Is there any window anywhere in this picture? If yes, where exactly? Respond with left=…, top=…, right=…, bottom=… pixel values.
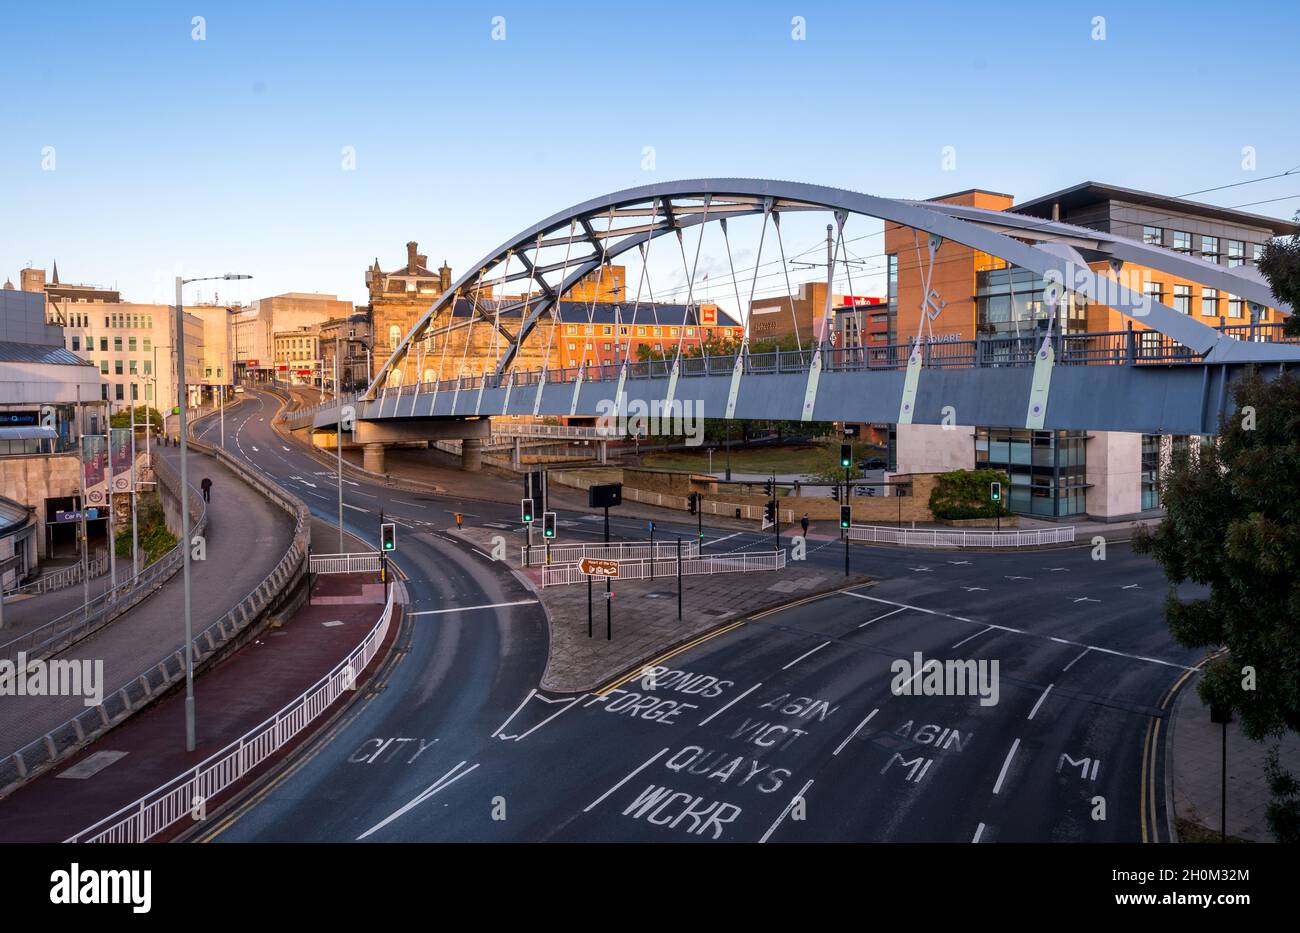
left=584, top=325, right=594, bottom=336
left=1227, top=240, right=1245, bottom=267
left=130, top=360, right=138, bottom=375
left=1201, top=288, right=1218, bottom=317
left=636, top=326, right=646, bottom=336
left=143, top=338, right=151, bottom=352
left=100, top=337, right=108, bottom=351
left=1173, top=284, right=1192, bottom=315
left=686, top=328, right=695, bottom=337
left=670, top=327, right=679, bottom=337
left=1201, top=235, right=1220, bottom=262
left=1170, top=231, right=1192, bottom=253
left=113, top=337, right=123, bottom=351
left=1227, top=295, right=1244, bottom=318
left=1142, top=226, right=1163, bottom=245
left=100, top=361, right=109, bottom=374
left=128, top=337, right=137, bottom=352
left=101, top=384, right=108, bottom=401
left=388, top=324, right=401, bottom=347
left=144, top=360, right=151, bottom=375
left=114, top=360, right=123, bottom=375
left=1253, top=243, right=1265, bottom=265
left=71, top=336, right=80, bottom=351
left=1144, top=281, right=1164, bottom=306
left=145, top=384, right=152, bottom=401
left=114, top=384, right=124, bottom=401
left=602, top=326, right=612, bottom=335
left=567, top=342, right=575, bottom=351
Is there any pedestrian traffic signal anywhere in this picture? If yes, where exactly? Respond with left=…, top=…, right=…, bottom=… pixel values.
left=840, top=505, right=851, bottom=529
left=543, top=511, right=557, bottom=538
left=840, top=443, right=852, bottom=469
left=687, top=492, right=699, bottom=515
left=764, top=500, right=776, bottom=523
left=990, top=481, right=1002, bottom=503
left=521, top=497, right=534, bottom=523
left=380, top=522, right=396, bottom=552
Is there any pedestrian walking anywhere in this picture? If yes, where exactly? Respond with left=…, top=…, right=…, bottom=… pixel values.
left=800, top=513, right=810, bottom=536
left=201, top=477, right=212, bottom=502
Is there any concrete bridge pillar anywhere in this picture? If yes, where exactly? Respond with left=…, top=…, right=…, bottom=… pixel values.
left=512, top=436, right=522, bottom=469
left=598, top=440, right=607, bottom=464
left=462, top=437, right=483, bottom=472
left=363, top=443, right=386, bottom=474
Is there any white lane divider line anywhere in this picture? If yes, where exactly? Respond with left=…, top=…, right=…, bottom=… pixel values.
left=858, top=607, right=905, bottom=629
left=584, top=747, right=670, bottom=813
left=1027, top=683, right=1055, bottom=721
left=703, top=532, right=742, bottom=547
left=1062, top=647, right=1092, bottom=671
left=698, top=682, right=762, bottom=726
left=759, top=779, right=815, bottom=843
left=409, top=599, right=538, bottom=618
left=950, top=625, right=995, bottom=650
left=992, top=738, right=1020, bottom=795
left=833, top=708, right=878, bottom=756
left=782, top=640, right=831, bottom=671
left=972, top=822, right=986, bottom=843
left=342, top=503, right=368, bottom=512
left=356, top=761, right=479, bottom=840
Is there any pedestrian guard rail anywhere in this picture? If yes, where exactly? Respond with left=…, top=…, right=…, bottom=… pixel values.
left=541, top=548, right=785, bottom=586
left=310, top=552, right=382, bottom=574
left=847, top=524, right=1076, bottom=548
left=521, top=539, right=699, bottom=567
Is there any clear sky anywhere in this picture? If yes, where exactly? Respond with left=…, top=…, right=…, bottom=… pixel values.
left=3, top=0, right=1297, bottom=310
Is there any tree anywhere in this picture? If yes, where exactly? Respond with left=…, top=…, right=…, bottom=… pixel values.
left=1257, top=212, right=1300, bottom=338
left=1132, top=371, right=1300, bottom=840
left=110, top=406, right=163, bottom=432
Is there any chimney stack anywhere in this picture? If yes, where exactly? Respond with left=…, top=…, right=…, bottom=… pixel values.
left=406, top=241, right=419, bottom=273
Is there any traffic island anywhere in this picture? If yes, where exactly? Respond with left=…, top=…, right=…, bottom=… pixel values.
left=448, top=525, right=870, bottom=694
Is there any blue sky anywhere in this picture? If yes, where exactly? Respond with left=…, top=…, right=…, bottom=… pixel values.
left=3, top=0, right=1297, bottom=308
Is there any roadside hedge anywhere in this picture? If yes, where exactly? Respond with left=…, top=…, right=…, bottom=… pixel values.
left=928, top=468, right=1012, bottom=520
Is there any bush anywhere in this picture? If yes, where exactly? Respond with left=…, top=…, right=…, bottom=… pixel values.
left=928, top=468, right=1011, bottom=520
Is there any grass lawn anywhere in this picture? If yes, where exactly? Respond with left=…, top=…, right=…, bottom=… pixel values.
left=643, top=443, right=845, bottom=475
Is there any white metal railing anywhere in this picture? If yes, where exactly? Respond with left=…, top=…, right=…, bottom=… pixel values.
left=4, top=551, right=109, bottom=597
left=847, top=524, right=1076, bottom=548
left=521, top=539, right=700, bottom=567
left=310, top=551, right=382, bottom=574
left=548, top=470, right=799, bottom=523
left=541, top=548, right=785, bottom=586
left=67, top=588, right=395, bottom=843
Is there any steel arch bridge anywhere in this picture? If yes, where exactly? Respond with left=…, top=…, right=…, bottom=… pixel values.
left=290, top=179, right=1299, bottom=437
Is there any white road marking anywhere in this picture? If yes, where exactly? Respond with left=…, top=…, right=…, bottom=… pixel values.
left=342, top=503, right=368, bottom=512
left=858, top=607, right=905, bottom=629
left=950, top=625, right=995, bottom=650
left=698, top=682, right=762, bottom=726
left=356, top=761, right=479, bottom=840
left=961, top=586, right=988, bottom=592
left=1062, top=647, right=1092, bottom=671
left=1121, top=584, right=1141, bottom=590
left=833, top=709, right=878, bottom=756
left=972, top=822, right=986, bottom=843
left=759, top=779, right=815, bottom=843
left=393, top=499, right=427, bottom=508
left=782, top=640, right=831, bottom=670
left=703, top=532, right=742, bottom=547
left=584, top=747, right=670, bottom=813
left=409, top=599, right=538, bottom=617
left=992, top=738, right=1020, bottom=795
left=1027, top=684, right=1054, bottom=721
left=1072, top=596, right=1100, bottom=604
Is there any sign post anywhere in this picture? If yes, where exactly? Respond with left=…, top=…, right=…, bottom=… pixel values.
left=578, top=558, right=619, bottom=641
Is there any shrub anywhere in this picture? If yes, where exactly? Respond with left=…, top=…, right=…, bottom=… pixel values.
left=928, top=468, right=1011, bottom=520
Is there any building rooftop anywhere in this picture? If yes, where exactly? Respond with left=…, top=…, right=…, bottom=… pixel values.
left=1014, top=181, right=1299, bottom=236
left=0, top=341, right=97, bottom=366
left=444, top=298, right=741, bottom=329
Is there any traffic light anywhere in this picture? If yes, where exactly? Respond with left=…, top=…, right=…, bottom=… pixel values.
left=542, top=511, right=557, bottom=538
left=687, top=492, right=698, bottom=515
left=840, top=443, right=852, bottom=469
left=990, top=481, right=1002, bottom=503
left=840, top=505, right=851, bottom=529
left=764, top=478, right=775, bottom=497
left=521, top=497, right=534, bottom=523
left=764, top=499, right=776, bottom=523
left=380, top=522, right=396, bottom=552
left=831, top=484, right=840, bottom=502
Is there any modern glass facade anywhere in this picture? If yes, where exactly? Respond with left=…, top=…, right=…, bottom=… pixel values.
left=974, top=267, right=1088, bottom=338
left=974, top=428, right=1088, bottom=517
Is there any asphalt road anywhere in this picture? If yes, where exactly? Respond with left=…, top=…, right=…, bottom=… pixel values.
left=191, top=388, right=1203, bottom=843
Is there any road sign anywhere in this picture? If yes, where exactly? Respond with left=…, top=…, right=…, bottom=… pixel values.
left=579, top=557, right=619, bottom=578
left=589, top=483, right=622, bottom=509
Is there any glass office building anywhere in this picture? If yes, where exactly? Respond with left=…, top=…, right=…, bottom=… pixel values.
left=974, top=266, right=1088, bottom=337
left=974, top=428, right=1089, bottom=517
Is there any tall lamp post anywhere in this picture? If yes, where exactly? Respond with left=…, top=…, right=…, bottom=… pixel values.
left=176, top=273, right=252, bottom=752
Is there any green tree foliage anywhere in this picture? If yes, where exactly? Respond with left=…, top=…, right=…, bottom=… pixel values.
left=1132, top=371, right=1300, bottom=841
left=1257, top=213, right=1300, bottom=338
left=110, top=405, right=164, bottom=432
left=927, top=468, right=1011, bottom=520
left=113, top=493, right=177, bottom=565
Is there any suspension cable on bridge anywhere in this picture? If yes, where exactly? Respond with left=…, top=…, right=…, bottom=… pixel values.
left=772, top=211, right=804, bottom=354
left=671, top=195, right=712, bottom=365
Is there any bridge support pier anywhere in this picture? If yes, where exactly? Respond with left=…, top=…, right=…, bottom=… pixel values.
left=598, top=440, right=607, bottom=465
left=512, top=436, right=521, bottom=469
left=362, top=443, right=386, bottom=474
left=462, top=437, right=483, bottom=472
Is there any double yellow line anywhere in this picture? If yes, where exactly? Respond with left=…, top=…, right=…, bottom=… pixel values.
left=1139, top=663, right=1199, bottom=843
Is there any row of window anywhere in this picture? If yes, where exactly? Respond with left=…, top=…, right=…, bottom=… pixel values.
left=563, top=323, right=742, bottom=339
left=1141, top=226, right=1264, bottom=267
left=101, top=382, right=152, bottom=402
left=94, top=359, right=153, bottom=376
left=69, top=335, right=153, bottom=353
left=1142, top=283, right=1254, bottom=318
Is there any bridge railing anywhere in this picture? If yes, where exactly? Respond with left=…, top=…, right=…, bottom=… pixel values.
left=848, top=523, right=1076, bottom=548
left=540, top=548, right=786, bottom=586
left=520, top=539, right=700, bottom=567
left=65, top=587, right=395, bottom=843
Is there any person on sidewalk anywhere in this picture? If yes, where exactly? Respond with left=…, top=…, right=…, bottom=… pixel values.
left=801, top=513, right=810, bottom=536
left=201, top=477, right=212, bottom=502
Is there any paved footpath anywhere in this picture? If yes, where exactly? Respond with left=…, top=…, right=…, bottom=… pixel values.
left=0, top=444, right=292, bottom=761
left=0, top=566, right=389, bottom=842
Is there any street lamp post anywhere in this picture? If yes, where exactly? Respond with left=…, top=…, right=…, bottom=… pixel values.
left=176, top=272, right=252, bottom=753
left=130, top=385, right=139, bottom=575
left=336, top=333, right=344, bottom=553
